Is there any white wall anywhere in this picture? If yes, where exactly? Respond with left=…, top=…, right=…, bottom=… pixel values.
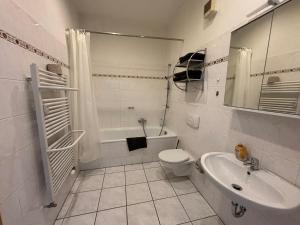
left=10, top=0, right=79, bottom=44
left=166, top=0, right=300, bottom=225
left=0, top=0, right=78, bottom=225
left=79, top=14, right=168, bottom=37
left=264, top=0, right=300, bottom=81
left=81, top=17, right=183, bottom=129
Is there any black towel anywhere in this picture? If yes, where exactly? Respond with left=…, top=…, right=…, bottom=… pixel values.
left=126, top=137, right=147, bottom=151
left=179, top=52, right=205, bottom=64
left=173, top=70, right=202, bottom=82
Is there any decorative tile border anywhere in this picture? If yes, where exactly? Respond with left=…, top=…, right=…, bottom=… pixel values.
left=0, top=29, right=69, bottom=68
left=226, top=77, right=235, bottom=80
left=251, top=67, right=300, bottom=77
left=227, top=66, right=300, bottom=80
left=204, top=56, right=229, bottom=67
left=93, top=73, right=166, bottom=80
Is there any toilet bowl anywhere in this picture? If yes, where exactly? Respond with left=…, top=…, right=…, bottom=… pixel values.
left=159, top=149, right=194, bottom=176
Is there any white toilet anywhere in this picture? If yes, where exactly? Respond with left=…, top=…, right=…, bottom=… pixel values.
left=159, top=149, right=194, bottom=176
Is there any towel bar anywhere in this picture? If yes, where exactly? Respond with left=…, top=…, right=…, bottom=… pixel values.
left=29, top=63, right=85, bottom=207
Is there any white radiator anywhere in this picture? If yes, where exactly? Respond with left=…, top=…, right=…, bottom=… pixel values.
left=259, top=81, right=300, bottom=114
left=29, top=64, right=85, bottom=207
left=261, top=81, right=300, bottom=94
left=259, top=97, right=298, bottom=114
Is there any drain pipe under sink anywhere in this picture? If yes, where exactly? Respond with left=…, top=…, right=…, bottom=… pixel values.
left=231, top=201, right=246, bottom=217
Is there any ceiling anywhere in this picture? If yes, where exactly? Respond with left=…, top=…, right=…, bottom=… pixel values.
left=71, top=0, right=186, bottom=27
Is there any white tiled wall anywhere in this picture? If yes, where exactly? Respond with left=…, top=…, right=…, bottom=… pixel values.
left=89, top=32, right=180, bottom=129
left=93, top=77, right=167, bottom=128
left=168, top=32, right=300, bottom=225
left=0, top=0, right=78, bottom=225
left=166, top=1, right=300, bottom=225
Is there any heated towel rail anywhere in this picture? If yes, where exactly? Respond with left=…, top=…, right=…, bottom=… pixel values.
left=259, top=81, right=300, bottom=114
left=29, top=64, right=85, bottom=207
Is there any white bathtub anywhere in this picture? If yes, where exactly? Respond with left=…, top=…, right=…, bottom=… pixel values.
left=100, top=127, right=176, bottom=143
left=82, top=127, right=177, bottom=169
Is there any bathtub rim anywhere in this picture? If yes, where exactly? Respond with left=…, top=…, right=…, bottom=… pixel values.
left=100, top=127, right=177, bottom=144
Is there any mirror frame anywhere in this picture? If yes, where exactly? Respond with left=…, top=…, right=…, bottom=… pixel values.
left=224, top=0, right=300, bottom=119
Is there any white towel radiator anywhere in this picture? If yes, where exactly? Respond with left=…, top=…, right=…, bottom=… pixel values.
left=259, top=81, right=300, bottom=114
left=29, top=64, right=85, bottom=207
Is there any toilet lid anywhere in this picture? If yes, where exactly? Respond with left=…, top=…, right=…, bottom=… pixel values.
left=159, top=149, right=190, bottom=164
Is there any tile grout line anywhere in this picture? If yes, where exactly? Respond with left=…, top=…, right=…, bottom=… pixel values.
left=167, top=175, right=193, bottom=223
left=176, top=215, right=223, bottom=225
left=191, top=215, right=221, bottom=223
left=58, top=191, right=205, bottom=221
left=93, top=172, right=105, bottom=225
left=55, top=175, right=80, bottom=223
left=188, top=175, right=219, bottom=219
left=57, top=163, right=220, bottom=225
left=60, top=172, right=94, bottom=221
left=161, top=166, right=216, bottom=224
left=124, top=167, right=129, bottom=225
left=164, top=167, right=222, bottom=224
left=144, top=167, right=162, bottom=225
left=59, top=173, right=104, bottom=221
left=57, top=164, right=155, bottom=223
left=96, top=173, right=105, bottom=212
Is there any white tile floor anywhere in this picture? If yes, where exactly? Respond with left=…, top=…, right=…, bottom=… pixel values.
left=55, top=162, right=224, bottom=225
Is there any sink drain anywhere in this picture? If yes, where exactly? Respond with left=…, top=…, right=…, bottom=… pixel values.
left=232, top=184, right=242, bottom=191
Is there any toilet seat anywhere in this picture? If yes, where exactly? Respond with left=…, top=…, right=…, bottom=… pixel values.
left=159, top=149, right=190, bottom=164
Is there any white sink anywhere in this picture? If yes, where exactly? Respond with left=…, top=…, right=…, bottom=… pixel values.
left=201, top=152, right=300, bottom=213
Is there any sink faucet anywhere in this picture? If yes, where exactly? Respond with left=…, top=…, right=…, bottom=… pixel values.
left=243, top=157, right=259, bottom=171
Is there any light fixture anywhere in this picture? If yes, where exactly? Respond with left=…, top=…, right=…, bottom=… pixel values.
left=247, top=0, right=281, bottom=17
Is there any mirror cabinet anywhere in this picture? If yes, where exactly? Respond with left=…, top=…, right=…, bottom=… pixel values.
left=224, top=0, right=300, bottom=116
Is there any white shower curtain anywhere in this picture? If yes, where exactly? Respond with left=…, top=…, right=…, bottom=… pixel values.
left=66, top=29, right=100, bottom=163
left=232, top=48, right=252, bottom=107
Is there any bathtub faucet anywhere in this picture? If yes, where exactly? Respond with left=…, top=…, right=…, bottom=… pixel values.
left=138, top=118, right=147, bottom=125
left=138, top=118, right=147, bottom=137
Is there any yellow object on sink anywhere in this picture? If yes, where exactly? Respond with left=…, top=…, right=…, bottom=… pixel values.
left=235, top=144, right=248, bottom=162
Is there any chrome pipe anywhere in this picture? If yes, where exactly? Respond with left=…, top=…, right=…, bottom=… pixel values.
left=85, top=30, right=184, bottom=42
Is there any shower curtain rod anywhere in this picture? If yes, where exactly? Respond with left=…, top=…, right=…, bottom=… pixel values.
left=230, top=46, right=252, bottom=50
left=84, top=29, right=184, bottom=42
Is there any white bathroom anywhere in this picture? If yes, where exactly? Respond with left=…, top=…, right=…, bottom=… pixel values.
left=0, top=0, right=300, bottom=225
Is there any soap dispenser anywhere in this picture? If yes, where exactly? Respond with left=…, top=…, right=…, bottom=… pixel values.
left=234, top=144, right=248, bottom=162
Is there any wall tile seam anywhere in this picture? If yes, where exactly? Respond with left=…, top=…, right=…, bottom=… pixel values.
left=261, top=148, right=300, bottom=163
left=260, top=167, right=299, bottom=186
left=0, top=77, right=30, bottom=82
left=0, top=186, right=23, bottom=209
left=0, top=29, right=69, bottom=68
left=260, top=146, right=300, bottom=163
left=0, top=138, right=37, bottom=157
left=0, top=110, right=36, bottom=122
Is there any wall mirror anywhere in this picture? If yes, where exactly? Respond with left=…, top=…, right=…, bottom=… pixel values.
left=224, top=0, right=300, bottom=116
